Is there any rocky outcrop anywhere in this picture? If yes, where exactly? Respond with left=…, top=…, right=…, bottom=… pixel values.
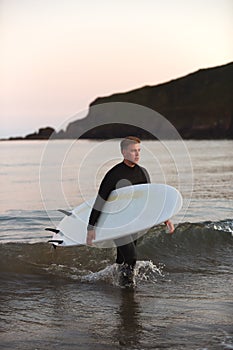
left=8, top=127, right=55, bottom=141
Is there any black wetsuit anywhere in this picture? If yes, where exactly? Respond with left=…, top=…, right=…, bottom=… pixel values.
left=88, top=161, right=150, bottom=268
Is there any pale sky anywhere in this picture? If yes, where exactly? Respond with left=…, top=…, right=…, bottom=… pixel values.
left=1, top=0, right=232, bottom=138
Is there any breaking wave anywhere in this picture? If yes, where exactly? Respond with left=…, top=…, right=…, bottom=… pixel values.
left=0, top=220, right=232, bottom=284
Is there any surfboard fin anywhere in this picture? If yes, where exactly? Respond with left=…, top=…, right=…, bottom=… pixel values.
left=45, top=228, right=60, bottom=234
left=48, top=239, right=63, bottom=244
left=58, top=209, right=72, bottom=216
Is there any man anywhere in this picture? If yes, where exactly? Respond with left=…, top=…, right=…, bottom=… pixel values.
left=86, top=136, right=174, bottom=285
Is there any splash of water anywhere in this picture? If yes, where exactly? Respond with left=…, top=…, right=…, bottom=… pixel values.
left=81, top=260, right=164, bottom=287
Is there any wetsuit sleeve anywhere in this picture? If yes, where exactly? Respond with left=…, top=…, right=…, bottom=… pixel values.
left=87, top=172, right=115, bottom=230
left=142, top=167, right=151, bottom=183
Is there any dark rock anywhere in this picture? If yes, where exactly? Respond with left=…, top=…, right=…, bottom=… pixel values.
left=24, top=127, right=55, bottom=140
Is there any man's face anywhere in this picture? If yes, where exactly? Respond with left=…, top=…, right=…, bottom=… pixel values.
left=122, top=142, right=141, bottom=164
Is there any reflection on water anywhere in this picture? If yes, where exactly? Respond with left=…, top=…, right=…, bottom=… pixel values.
left=116, top=289, right=142, bottom=347
left=1, top=267, right=233, bottom=349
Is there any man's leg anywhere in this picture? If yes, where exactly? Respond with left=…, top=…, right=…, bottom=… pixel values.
left=116, top=241, right=137, bottom=286
left=116, top=241, right=137, bottom=268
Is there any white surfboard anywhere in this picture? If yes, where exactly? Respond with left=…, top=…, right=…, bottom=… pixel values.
left=47, top=184, right=182, bottom=248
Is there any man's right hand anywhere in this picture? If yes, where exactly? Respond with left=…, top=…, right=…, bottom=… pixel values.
left=86, top=230, right=96, bottom=246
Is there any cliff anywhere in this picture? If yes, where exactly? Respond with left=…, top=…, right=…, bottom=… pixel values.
left=5, top=61, right=233, bottom=140
left=65, top=61, right=233, bottom=139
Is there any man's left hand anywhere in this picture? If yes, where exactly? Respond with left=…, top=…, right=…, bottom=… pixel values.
left=165, top=220, right=175, bottom=234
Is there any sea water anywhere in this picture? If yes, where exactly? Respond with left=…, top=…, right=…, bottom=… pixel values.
left=0, top=140, right=232, bottom=350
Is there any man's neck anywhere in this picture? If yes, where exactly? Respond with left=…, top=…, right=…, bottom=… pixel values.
left=123, top=159, right=136, bottom=167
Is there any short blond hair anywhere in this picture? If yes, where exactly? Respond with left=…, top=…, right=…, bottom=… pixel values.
left=120, top=136, right=141, bottom=152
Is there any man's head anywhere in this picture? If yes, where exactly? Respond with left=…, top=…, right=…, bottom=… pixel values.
left=120, top=136, right=141, bottom=166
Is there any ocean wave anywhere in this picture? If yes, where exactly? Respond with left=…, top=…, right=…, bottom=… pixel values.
left=0, top=210, right=62, bottom=243
left=138, top=220, right=233, bottom=273
left=0, top=220, right=232, bottom=279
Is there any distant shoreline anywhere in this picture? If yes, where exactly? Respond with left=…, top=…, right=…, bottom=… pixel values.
left=1, top=134, right=232, bottom=142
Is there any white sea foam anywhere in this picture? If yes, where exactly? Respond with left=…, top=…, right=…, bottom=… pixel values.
left=81, top=260, right=164, bottom=287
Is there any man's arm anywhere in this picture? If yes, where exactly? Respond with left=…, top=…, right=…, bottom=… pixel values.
left=141, top=166, right=151, bottom=184
left=86, top=193, right=107, bottom=246
left=86, top=171, right=115, bottom=245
